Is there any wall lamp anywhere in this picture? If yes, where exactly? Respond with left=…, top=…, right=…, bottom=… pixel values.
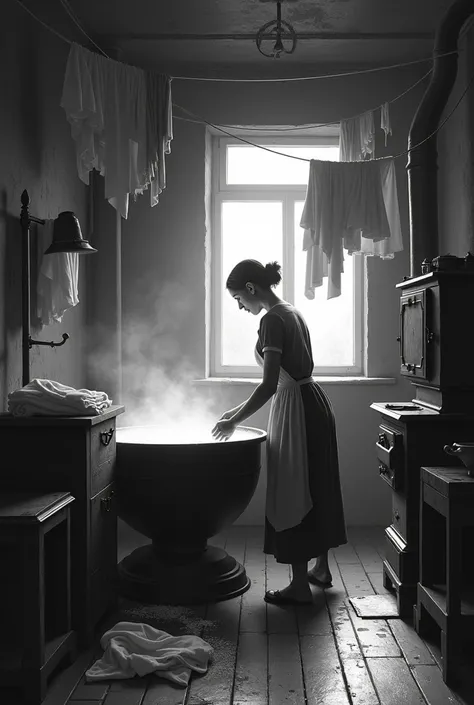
left=20, top=189, right=97, bottom=387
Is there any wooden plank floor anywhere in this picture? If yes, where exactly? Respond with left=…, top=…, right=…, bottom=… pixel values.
left=2, top=526, right=473, bottom=705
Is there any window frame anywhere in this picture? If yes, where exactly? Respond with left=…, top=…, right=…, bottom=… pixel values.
left=209, top=135, right=366, bottom=378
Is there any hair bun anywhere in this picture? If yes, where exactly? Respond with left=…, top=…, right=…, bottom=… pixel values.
left=264, top=261, right=282, bottom=288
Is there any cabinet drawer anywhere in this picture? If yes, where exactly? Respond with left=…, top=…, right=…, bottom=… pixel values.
left=385, top=529, right=417, bottom=584
left=392, top=493, right=407, bottom=542
left=376, top=425, right=404, bottom=491
left=90, top=483, right=117, bottom=574
left=90, top=420, right=117, bottom=495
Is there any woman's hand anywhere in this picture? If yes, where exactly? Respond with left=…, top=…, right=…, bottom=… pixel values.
left=219, top=409, right=236, bottom=421
left=212, top=418, right=237, bottom=442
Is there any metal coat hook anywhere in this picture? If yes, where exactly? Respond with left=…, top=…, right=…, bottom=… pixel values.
left=29, top=333, right=70, bottom=349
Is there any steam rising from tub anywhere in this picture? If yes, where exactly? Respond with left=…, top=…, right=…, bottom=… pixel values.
left=86, top=280, right=239, bottom=444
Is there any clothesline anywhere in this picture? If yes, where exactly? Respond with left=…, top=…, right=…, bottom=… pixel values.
left=173, top=69, right=432, bottom=133
left=170, top=54, right=457, bottom=83
left=15, top=0, right=469, bottom=161
left=174, top=65, right=474, bottom=165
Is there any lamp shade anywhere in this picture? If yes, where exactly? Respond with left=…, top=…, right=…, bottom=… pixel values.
left=44, top=211, right=97, bottom=254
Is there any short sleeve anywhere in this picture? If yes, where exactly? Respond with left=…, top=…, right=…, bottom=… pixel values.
left=259, top=313, right=284, bottom=354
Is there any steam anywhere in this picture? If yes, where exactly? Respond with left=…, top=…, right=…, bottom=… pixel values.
left=86, top=280, right=234, bottom=443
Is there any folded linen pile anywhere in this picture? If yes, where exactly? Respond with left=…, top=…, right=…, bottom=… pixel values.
left=85, top=621, right=213, bottom=686
left=8, top=379, right=112, bottom=417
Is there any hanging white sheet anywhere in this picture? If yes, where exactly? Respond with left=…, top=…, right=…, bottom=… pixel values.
left=300, top=157, right=403, bottom=299
left=61, top=43, right=172, bottom=219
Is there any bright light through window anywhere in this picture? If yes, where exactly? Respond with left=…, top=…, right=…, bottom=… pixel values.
left=227, top=144, right=340, bottom=185
left=222, top=201, right=283, bottom=367
left=293, top=202, right=354, bottom=366
left=211, top=137, right=363, bottom=376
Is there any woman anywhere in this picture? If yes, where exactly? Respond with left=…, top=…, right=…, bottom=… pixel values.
left=212, top=259, right=347, bottom=605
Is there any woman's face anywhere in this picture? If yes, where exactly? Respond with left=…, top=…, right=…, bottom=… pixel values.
left=228, top=287, right=262, bottom=315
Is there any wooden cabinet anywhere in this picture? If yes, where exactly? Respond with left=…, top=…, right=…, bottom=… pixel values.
left=370, top=402, right=474, bottom=616
left=0, top=405, right=125, bottom=646
left=396, top=271, right=474, bottom=413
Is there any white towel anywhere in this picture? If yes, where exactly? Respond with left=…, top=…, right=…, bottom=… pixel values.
left=85, top=622, right=213, bottom=686
left=37, top=220, right=79, bottom=327
left=8, top=379, right=111, bottom=417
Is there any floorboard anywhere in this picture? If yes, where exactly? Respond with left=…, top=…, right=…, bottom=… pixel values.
left=11, top=525, right=472, bottom=705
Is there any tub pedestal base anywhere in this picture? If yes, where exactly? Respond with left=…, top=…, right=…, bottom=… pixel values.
left=117, top=543, right=250, bottom=605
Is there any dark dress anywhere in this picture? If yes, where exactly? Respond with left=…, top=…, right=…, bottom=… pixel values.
left=256, top=302, right=347, bottom=564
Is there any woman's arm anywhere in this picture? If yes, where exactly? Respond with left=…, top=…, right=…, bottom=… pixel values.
left=231, top=350, right=281, bottom=424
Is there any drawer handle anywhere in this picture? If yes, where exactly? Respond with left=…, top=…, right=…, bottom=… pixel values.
left=100, top=428, right=115, bottom=446
left=101, top=491, right=115, bottom=513
left=394, top=510, right=400, bottom=521
left=378, top=433, right=389, bottom=449
left=379, top=463, right=389, bottom=475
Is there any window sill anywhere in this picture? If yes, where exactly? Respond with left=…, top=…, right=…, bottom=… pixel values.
left=193, top=376, right=397, bottom=386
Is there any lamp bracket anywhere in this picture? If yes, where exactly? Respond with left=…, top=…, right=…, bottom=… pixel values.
left=29, top=333, right=70, bottom=349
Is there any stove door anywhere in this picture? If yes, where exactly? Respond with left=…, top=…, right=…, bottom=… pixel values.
left=399, top=288, right=430, bottom=381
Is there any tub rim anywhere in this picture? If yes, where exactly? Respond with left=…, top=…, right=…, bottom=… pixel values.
left=115, top=424, right=267, bottom=449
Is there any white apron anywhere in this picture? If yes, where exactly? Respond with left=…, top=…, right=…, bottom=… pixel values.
left=255, top=348, right=314, bottom=532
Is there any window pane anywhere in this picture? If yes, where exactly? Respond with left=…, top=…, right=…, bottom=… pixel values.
left=221, top=201, right=283, bottom=367
left=227, top=144, right=340, bottom=185
left=294, top=201, right=354, bottom=367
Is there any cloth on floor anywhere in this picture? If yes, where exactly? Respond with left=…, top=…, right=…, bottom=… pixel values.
left=8, top=379, right=112, bottom=417
left=85, top=621, right=213, bottom=686
left=61, top=43, right=173, bottom=219
left=300, top=158, right=403, bottom=299
left=36, top=220, right=79, bottom=327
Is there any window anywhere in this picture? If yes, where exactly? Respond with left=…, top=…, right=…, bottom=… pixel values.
left=209, top=136, right=365, bottom=377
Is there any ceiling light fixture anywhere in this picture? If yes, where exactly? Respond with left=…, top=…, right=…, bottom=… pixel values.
left=256, top=1, right=297, bottom=59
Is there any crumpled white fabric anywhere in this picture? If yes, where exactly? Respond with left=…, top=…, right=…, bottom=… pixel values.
left=340, top=109, right=375, bottom=161
left=255, top=349, right=313, bottom=532
left=7, top=379, right=112, bottom=417
left=61, top=43, right=172, bottom=219
left=36, top=220, right=79, bottom=327
left=300, top=158, right=403, bottom=299
left=85, top=622, right=213, bottom=686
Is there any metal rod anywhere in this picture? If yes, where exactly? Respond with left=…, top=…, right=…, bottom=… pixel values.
left=20, top=190, right=31, bottom=387
left=116, top=209, right=123, bottom=405
left=99, top=31, right=434, bottom=42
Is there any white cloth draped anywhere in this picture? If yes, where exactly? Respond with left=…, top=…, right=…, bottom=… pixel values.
left=256, top=349, right=313, bottom=532
left=301, top=158, right=402, bottom=299
left=61, top=43, right=172, bottom=219
left=300, top=105, right=401, bottom=299
left=8, top=379, right=112, bottom=417
left=36, top=220, right=79, bottom=327
left=340, top=107, right=401, bottom=262
left=85, top=622, right=213, bottom=687
left=340, top=110, right=375, bottom=162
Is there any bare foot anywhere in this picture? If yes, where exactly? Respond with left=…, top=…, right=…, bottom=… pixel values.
left=307, top=565, right=332, bottom=584
left=273, top=583, right=313, bottom=603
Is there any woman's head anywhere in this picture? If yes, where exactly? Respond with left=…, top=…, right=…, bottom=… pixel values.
left=226, top=259, right=282, bottom=315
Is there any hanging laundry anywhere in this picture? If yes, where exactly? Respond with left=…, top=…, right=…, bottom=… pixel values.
left=300, top=158, right=403, bottom=299
left=340, top=110, right=375, bottom=162
left=380, top=102, right=392, bottom=146
left=60, top=43, right=173, bottom=219
left=36, top=220, right=79, bottom=326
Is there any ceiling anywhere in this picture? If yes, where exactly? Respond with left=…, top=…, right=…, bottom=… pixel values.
left=53, top=0, right=455, bottom=78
